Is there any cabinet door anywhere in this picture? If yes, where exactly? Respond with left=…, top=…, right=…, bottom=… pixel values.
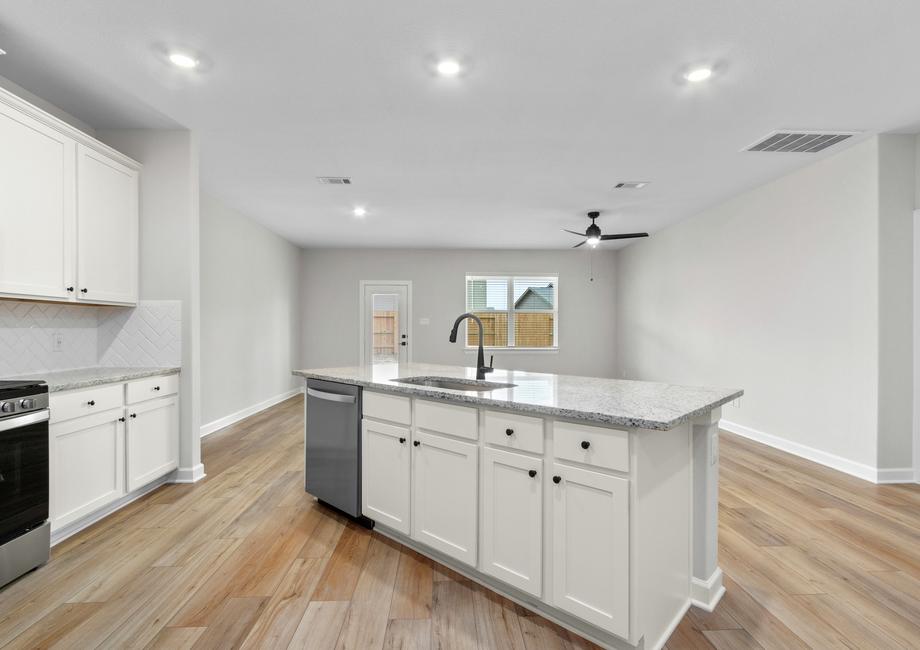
left=0, top=102, right=75, bottom=300
left=412, top=431, right=478, bottom=566
left=552, top=463, right=629, bottom=637
left=50, top=409, right=125, bottom=531
left=126, top=396, right=179, bottom=492
left=481, top=447, right=542, bottom=596
left=76, top=144, right=138, bottom=304
left=362, top=419, right=411, bottom=533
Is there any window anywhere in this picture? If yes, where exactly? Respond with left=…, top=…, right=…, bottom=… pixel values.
left=465, top=275, right=558, bottom=349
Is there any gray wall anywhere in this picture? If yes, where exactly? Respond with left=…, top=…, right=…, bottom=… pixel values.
left=97, top=129, right=203, bottom=475
left=877, top=135, right=916, bottom=468
left=617, top=135, right=917, bottom=474
left=617, top=138, right=882, bottom=469
left=300, top=248, right=618, bottom=378
left=200, top=194, right=302, bottom=425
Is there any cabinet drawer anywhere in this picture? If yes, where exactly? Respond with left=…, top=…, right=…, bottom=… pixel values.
left=50, top=383, right=124, bottom=423
left=484, top=410, right=543, bottom=454
left=126, top=374, right=178, bottom=404
left=554, top=421, right=629, bottom=473
left=363, top=391, right=411, bottom=425
left=415, top=400, right=478, bottom=441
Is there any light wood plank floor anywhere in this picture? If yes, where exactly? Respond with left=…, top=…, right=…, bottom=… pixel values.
left=1, top=394, right=918, bottom=649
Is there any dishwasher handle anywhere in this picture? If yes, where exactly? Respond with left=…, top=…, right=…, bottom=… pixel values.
left=307, top=387, right=357, bottom=404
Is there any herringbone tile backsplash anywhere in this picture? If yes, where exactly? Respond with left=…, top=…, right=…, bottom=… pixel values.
left=0, top=299, right=181, bottom=377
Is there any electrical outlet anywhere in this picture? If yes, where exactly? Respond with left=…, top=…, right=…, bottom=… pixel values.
left=52, top=333, right=64, bottom=352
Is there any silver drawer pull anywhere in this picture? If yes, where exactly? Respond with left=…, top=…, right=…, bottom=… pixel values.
left=307, top=388, right=356, bottom=404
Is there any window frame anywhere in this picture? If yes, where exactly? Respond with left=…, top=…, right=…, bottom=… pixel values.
left=464, top=273, right=559, bottom=352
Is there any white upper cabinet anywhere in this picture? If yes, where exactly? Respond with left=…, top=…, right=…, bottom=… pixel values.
left=0, top=100, right=75, bottom=300
left=76, top=145, right=139, bottom=304
left=0, top=88, right=140, bottom=306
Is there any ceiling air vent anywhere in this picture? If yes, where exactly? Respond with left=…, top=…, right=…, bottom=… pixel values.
left=316, top=176, right=352, bottom=185
left=745, top=131, right=857, bottom=153
left=614, top=181, right=649, bottom=189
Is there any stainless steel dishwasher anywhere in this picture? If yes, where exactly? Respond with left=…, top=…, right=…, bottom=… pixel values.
left=305, top=378, right=370, bottom=524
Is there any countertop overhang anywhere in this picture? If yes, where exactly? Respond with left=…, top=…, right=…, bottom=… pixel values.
left=293, top=363, right=742, bottom=430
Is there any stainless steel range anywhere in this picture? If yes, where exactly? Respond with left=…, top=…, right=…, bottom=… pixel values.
left=0, top=379, right=50, bottom=588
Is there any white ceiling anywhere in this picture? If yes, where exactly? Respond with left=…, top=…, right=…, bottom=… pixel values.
left=2, top=1, right=920, bottom=249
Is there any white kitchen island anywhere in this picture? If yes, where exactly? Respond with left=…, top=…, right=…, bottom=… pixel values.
left=293, top=363, right=742, bottom=650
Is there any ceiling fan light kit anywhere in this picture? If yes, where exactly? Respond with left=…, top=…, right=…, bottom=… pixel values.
left=563, top=211, right=649, bottom=248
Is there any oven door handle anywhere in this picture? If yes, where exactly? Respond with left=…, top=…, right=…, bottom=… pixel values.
left=0, top=409, right=50, bottom=432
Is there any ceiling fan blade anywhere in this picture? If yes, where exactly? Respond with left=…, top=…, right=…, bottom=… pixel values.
left=563, top=229, right=587, bottom=237
left=599, top=233, right=649, bottom=240
left=572, top=240, right=586, bottom=248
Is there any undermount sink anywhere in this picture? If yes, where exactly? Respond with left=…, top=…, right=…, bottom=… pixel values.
left=392, top=376, right=516, bottom=392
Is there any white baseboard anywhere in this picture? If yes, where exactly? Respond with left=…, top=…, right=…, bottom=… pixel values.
left=720, top=419, right=916, bottom=484
left=690, top=568, right=725, bottom=612
left=174, top=463, right=206, bottom=483
left=200, top=387, right=304, bottom=438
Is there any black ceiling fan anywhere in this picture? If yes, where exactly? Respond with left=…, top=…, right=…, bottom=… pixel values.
left=564, top=211, right=648, bottom=248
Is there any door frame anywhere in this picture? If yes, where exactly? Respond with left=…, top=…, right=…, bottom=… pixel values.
left=358, top=280, right=413, bottom=366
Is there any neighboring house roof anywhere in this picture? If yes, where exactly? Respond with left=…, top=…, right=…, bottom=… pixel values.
left=514, top=285, right=554, bottom=309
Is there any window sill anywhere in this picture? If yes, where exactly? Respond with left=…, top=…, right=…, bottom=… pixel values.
left=464, top=347, right=559, bottom=354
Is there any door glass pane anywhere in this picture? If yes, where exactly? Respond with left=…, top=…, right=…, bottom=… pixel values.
left=372, top=294, right=399, bottom=363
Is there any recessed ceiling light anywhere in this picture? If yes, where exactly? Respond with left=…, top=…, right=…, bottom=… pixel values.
left=436, top=59, right=462, bottom=77
left=352, top=206, right=367, bottom=218
left=684, top=66, right=712, bottom=83
left=168, top=51, right=199, bottom=69
left=0, top=48, right=6, bottom=56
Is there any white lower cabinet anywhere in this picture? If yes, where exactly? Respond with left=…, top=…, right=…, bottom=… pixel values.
left=49, top=373, right=180, bottom=535
left=481, top=447, right=543, bottom=597
left=411, top=430, right=478, bottom=566
left=50, top=408, right=125, bottom=530
left=126, top=395, right=179, bottom=492
left=552, top=462, right=630, bottom=637
left=362, top=419, right=411, bottom=534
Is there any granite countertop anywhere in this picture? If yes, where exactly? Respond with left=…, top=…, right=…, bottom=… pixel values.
left=6, top=367, right=181, bottom=392
left=293, top=363, right=742, bottom=431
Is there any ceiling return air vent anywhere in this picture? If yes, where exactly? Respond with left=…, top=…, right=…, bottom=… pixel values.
left=316, top=176, right=352, bottom=185
left=745, top=130, right=857, bottom=153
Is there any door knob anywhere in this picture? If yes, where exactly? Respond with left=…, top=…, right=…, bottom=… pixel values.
left=66, top=286, right=74, bottom=292
left=80, top=288, right=88, bottom=293
left=581, top=440, right=591, bottom=450
left=505, top=428, right=514, bottom=436
left=552, top=475, right=562, bottom=484
left=129, top=413, right=137, bottom=419
left=398, top=437, right=406, bottom=444
left=528, top=470, right=537, bottom=478
left=154, top=386, right=161, bottom=391
left=118, top=417, right=125, bottom=422
left=413, top=440, right=420, bottom=447
left=87, top=400, right=95, bottom=406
